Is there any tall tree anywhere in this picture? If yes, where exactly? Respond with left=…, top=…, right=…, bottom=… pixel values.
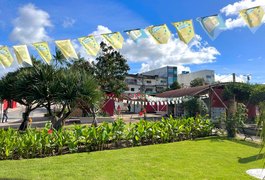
left=0, top=62, right=43, bottom=130
left=92, top=42, right=130, bottom=96
left=222, top=82, right=253, bottom=137
left=190, top=78, right=205, bottom=87
left=50, top=69, right=102, bottom=129
left=169, top=81, right=181, bottom=90
left=0, top=55, right=102, bottom=130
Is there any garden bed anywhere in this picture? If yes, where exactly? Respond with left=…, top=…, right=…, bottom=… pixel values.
left=0, top=116, right=212, bottom=160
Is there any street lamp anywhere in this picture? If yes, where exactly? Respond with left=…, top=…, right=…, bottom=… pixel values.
left=243, top=74, right=252, bottom=83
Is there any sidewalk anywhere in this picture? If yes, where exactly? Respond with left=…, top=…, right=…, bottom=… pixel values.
left=0, top=107, right=48, bottom=128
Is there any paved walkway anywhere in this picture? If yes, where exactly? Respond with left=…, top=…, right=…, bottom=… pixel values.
left=0, top=106, right=164, bottom=129
left=0, top=106, right=48, bottom=128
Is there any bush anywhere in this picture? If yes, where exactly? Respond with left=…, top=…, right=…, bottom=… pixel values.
left=0, top=116, right=213, bottom=160
left=219, top=103, right=248, bottom=138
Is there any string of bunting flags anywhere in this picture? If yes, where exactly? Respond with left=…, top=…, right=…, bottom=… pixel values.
left=106, top=94, right=209, bottom=106
left=0, top=5, right=264, bottom=68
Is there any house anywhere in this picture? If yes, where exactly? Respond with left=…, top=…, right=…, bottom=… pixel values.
left=155, top=83, right=256, bottom=122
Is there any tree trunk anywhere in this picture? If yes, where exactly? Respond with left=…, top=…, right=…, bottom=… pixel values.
left=46, top=101, right=52, bottom=116
left=52, top=110, right=72, bottom=131
left=227, top=96, right=236, bottom=117
left=53, top=117, right=64, bottom=131
left=91, top=108, right=98, bottom=127
left=226, top=96, right=237, bottom=137
left=19, top=111, right=30, bottom=131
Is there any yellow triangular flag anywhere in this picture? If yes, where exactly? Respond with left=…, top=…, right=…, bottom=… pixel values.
left=13, top=45, right=32, bottom=65
left=101, top=32, right=124, bottom=49
left=240, top=6, right=265, bottom=28
left=33, top=42, right=52, bottom=64
left=172, top=20, right=195, bottom=44
left=146, top=24, right=171, bottom=44
left=78, top=35, right=100, bottom=56
left=55, top=39, right=78, bottom=59
left=0, top=46, right=14, bottom=67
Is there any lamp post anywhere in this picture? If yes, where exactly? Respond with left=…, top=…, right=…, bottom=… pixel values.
left=243, top=74, right=251, bottom=84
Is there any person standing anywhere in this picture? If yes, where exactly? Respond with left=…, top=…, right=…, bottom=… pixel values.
left=2, top=109, right=8, bottom=123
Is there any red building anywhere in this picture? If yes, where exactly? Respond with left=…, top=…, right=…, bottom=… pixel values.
left=155, top=83, right=257, bottom=121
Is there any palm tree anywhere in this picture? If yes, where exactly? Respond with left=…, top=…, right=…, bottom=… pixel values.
left=53, top=48, right=67, bottom=67
left=0, top=55, right=102, bottom=130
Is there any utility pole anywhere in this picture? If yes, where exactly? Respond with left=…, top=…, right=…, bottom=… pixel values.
left=139, top=74, right=146, bottom=120
left=246, top=74, right=251, bottom=84
left=232, top=73, right=236, bottom=83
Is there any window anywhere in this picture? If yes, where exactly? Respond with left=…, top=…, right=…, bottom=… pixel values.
left=131, top=88, right=135, bottom=91
left=125, top=79, right=137, bottom=85
left=145, top=88, right=153, bottom=93
left=146, top=80, right=151, bottom=84
left=168, top=77, right=174, bottom=85
left=156, top=87, right=165, bottom=92
left=168, top=67, right=173, bottom=73
left=173, top=67, right=177, bottom=75
left=206, top=75, right=212, bottom=79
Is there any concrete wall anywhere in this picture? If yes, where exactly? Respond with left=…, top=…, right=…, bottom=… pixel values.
left=178, top=70, right=215, bottom=87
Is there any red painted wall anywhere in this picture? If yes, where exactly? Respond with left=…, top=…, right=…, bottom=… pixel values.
left=3, top=100, right=17, bottom=109
left=145, top=103, right=167, bottom=113
left=210, top=88, right=226, bottom=108
left=102, top=98, right=115, bottom=116
left=210, top=87, right=257, bottom=119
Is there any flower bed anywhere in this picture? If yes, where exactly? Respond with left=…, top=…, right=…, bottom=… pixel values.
left=0, top=116, right=213, bottom=160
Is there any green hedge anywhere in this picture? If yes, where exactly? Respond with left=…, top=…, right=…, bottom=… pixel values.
left=0, top=116, right=213, bottom=160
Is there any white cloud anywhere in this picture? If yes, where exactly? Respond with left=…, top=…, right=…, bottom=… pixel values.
left=225, top=18, right=246, bottom=30
left=121, top=34, right=220, bottom=73
left=9, top=3, right=52, bottom=44
left=62, top=17, right=76, bottom=28
left=91, top=25, right=112, bottom=43
left=71, top=25, right=112, bottom=62
left=221, top=0, right=265, bottom=16
left=177, top=66, right=191, bottom=74
left=215, top=74, right=248, bottom=83
left=220, top=0, right=265, bottom=30
left=91, top=25, right=112, bottom=35
left=74, top=25, right=219, bottom=74
left=73, top=25, right=219, bottom=73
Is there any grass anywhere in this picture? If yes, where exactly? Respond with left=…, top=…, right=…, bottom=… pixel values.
left=0, top=136, right=263, bottom=179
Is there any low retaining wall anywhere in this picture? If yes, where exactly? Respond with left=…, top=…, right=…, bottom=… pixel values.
left=79, top=117, right=115, bottom=123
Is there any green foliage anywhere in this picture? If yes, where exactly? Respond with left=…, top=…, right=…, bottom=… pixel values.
left=92, top=42, right=130, bottom=96
left=0, top=137, right=262, bottom=179
left=183, top=97, right=208, bottom=117
left=0, top=116, right=213, bottom=160
left=190, top=78, right=205, bottom=87
left=223, top=82, right=253, bottom=103
left=169, top=81, right=181, bottom=90
left=256, top=102, right=265, bottom=145
left=221, top=103, right=248, bottom=137
left=250, top=84, right=265, bottom=104
left=0, top=55, right=102, bottom=130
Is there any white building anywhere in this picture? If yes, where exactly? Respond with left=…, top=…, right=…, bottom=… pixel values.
left=142, top=66, right=178, bottom=88
left=178, top=70, right=215, bottom=87
left=124, top=74, right=168, bottom=94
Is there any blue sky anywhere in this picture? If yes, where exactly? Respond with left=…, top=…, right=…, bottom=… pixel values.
left=0, top=0, right=265, bottom=83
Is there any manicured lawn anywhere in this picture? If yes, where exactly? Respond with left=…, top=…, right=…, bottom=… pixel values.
left=0, top=137, right=263, bottom=179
